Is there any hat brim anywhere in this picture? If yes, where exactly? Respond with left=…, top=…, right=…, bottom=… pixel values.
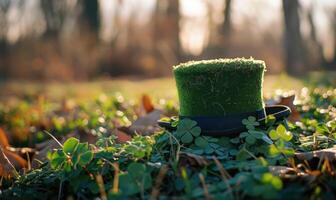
left=158, top=105, right=291, bottom=137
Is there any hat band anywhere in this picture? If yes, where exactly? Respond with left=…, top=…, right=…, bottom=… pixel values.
left=179, top=108, right=266, bottom=136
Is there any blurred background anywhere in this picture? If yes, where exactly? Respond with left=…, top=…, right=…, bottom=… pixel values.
left=0, top=0, right=335, bottom=81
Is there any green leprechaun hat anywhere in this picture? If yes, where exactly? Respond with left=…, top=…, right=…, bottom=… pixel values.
left=160, top=58, right=291, bottom=136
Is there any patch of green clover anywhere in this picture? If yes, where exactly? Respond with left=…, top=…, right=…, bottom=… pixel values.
left=268, top=124, right=295, bottom=157
left=174, top=118, right=201, bottom=144
left=174, top=119, right=227, bottom=157
left=120, top=135, right=154, bottom=160
left=240, top=116, right=274, bottom=145
left=242, top=116, right=260, bottom=130
left=191, top=136, right=226, bottom=157
left=48, top=137, right=94, bottom=172
left=239, top=130, right=273, bottom=145
left=3, top=87, right=336, bottom=199
left=118, top=162, right=152, bottom=197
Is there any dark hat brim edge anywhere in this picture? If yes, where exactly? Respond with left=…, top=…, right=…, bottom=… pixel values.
left=158, top=105, right=291, bottom=137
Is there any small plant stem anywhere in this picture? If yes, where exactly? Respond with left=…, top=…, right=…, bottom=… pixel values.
left=0, top=146, right=19, bottom=178
left=167, top=131, right=181, bottom=162
left=181, top=167, right=192, bottom=200
left=44, top=131, right=63, bottom=148
left=112, top=162, right=119, bottom=194
left=199, top=173, right=212, bottom=200
left=96, top=174, right=107, bottom=200
left=58, top=180, right=63, bottom=200
left=213, top=157, right=234, bottom=199
left=151, top=165, right=168, bottom=200
left=243, top=148, right=258, bottom=160
left=26, top=152, right=31, bottom=171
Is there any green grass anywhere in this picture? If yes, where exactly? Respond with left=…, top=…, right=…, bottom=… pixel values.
left=0, top=71, right=334, bottom=104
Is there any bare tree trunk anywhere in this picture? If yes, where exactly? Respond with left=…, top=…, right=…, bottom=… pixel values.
left=282, top=0, right=306, bottom=75
left=167, top=0, right=181, bottom=61
left=40, top=0, right=64, bottom=38
left=221, top=0, right=232, bottom=37
left=332, top=10, right=336, bottom=65
left=80, top=0, right=100, bottom=37
left=307, top=7, right=325, bottom=68
left=0, top=1, right=10, bottom=80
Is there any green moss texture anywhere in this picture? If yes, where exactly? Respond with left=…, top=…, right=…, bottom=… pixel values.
left=173, top=58, right=266, bottom=116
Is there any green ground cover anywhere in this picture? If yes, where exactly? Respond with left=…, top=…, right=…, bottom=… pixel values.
left=0, top=72, right=335, bottom=199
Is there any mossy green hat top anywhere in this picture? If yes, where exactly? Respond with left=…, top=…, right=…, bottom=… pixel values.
left=169, top=58, right=291, bottom=135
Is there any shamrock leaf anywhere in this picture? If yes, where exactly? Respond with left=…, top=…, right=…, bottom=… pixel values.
left=119, top=162, right=152, bottom=195
left=181, top=133, right=193, bottom=144
left=268, top=124, right=293, bottom=142
left=276, top=125, right=292, bottom=141
left=248, top=130, right=264, bottom=139
left=242, top=116, right=260, bottom=130
left=175, top=119, right=201, bottom=144
left=269, top=130, right=279, bottom=140
left=195, top=137, right=208, bottom=148
left=48, top=137, right=94, bottom=170
left=63, top=137, right=79, bottom=155
left=239, top=132, right=249, bottom=138
left=240, top=130, right=273, bottom=145
left=193, top=136, right=224, bottom=156
left=230, top=137, right=240, bottom=144
left=261, top=173, right=283, bottom=190
left=246, top=135, right=256, bottom=144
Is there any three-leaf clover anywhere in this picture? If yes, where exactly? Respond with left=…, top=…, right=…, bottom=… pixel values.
left=268, top=124, right=293, bottom=142
left=119, top=162, right=152, bottom=195
left=193, top=136, right=226, bottom=156
left=240, top=130, right=273, bottom=145
left=242, top=116, right=260, bottom=130
left=48, top=137, right=94, bottom=171
left=175, top=119, right=201, bottom=144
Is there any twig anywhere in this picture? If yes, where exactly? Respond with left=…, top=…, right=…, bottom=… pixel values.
left=199, top=173, right=211, bottom=200
left=26, top=152, right=31, bottom=171
left=213, top=157, right=233, bottom=199
left=151, top=165, right=168, bottom=200
left=167, top=131, right=181, bottom=162
left=43, top=131, right=63, bottom=148
left=112, top=162, right=119, bottom=194
left=96, top=174, right=107, bottom=200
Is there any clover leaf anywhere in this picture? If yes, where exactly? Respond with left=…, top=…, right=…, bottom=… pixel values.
left=242, top=116, right=260, bottom=130
left=175, top=118, right=201, bottom=144
left=194, top=137, right=208, bottom=148
left=239, top=130, right=273, bottom=145
left=261, top=173, right=283, bottom=190
left=48, top=137, right=94, bottom=171
left=119, top=162, right=152, bottom=196
left=63, top=137, right=79, bottom=155
left=193, top=136, right=225, bottom=156
left=268, top=124, right=293, bottom=142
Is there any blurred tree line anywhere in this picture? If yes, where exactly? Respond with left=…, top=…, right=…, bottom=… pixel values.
left=0, top=0, right=335, bottom=81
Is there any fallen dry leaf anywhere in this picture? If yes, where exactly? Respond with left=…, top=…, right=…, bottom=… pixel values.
left=0, top=146, right=17, bottom=178
left=278, top=94, right=301, bottom=122
left=115, top=129, right=132, bottom=143
left=0, top=128, right=28, bottom=177
left=4, top=150, right=27, bottom=169
left=129, top=109, right=163, bottom=134
left=0, top=127, right=10, bottom=148
left=142, top=94, right=155, bottom=113
left=119, top=109, right=163, bottom=136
